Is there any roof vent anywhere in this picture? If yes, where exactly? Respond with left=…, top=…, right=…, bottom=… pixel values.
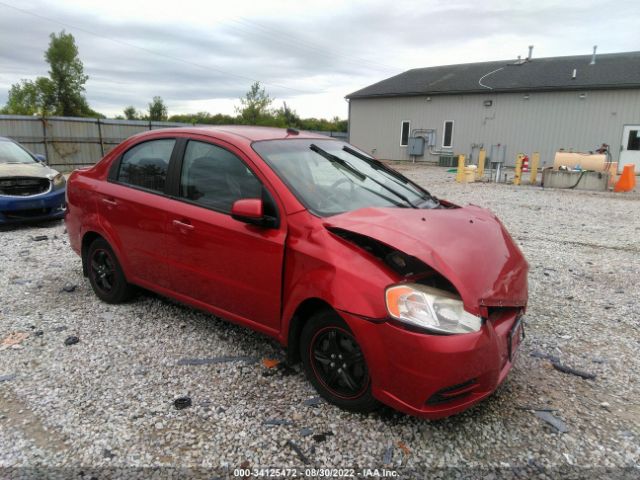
left=572, top=69, right=577, bottom=79
left=527, top=45, right=534, bottom=61
left=590, top=45, right=597, bottom=65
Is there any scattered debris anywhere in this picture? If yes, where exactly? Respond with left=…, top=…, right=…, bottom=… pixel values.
left=535, top=411, right=568, bottom=433
left=64, top=336, right=80, bottom=346
left=217, top=407, right=225, bottom=414
left=275, top=362, right=297, bottom=377
left=262, top=358, right=281, bottom=368
left=31, top=235, right=48, bottom=242
left=1, top=332, right=29, bottom=349
left=299, top=428, right=313, bottom=437
left=383, top=445, right=394, bottom=464
left=551, top=362, right=596, bottom=380
left=530, top=350, right=560, bottom=363
left=10, top=278, right=31, bottom=285
left=592, top=357, right=607, bottom=364
left=0, top=374, right=17, bottom=382
left=102, top=448, right=116, bottom=459
left=312, top=431, right=334, bottom=443
left=600, top=402, right=611, bottom=410
left=100, top=312, right=115, bottom=322
left=177, top=356, right=257, bottom=366
left=34, top=330, right=44, bottom=337
left=397, top=441, right=411, bottom=456
left=516, top=405, right=558, bottom=412
left=303, top=396, right=323, bottom=407
left=52, top=326, right=67, bottom=332
left=286, top=440, right=310, bottom=465
left=263, top=418, right=293, bottom=426
left=174, top=396, right=192, bottom=410
left=61, top=283, right=77, bottom=293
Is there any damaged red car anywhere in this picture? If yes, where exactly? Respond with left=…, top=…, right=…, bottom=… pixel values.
left=65, top=126, right=528, bottom=419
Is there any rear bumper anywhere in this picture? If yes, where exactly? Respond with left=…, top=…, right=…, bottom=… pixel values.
left=0, top=188, right=66, bottom=224
left=340, top=309, right=523, bottom=419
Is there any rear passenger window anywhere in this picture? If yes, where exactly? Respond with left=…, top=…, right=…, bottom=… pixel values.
left=180, top=140, right=262, bottom=213
left=118, top=139, right=175, bottom=192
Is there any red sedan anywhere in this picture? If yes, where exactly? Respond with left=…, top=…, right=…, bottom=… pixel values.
left=65, top=126, right=528, bottom=419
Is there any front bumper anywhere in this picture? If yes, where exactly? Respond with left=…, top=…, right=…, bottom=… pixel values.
left=341, top=308, right=523, bottom=419
left=0, top=188, right=66, bottom=224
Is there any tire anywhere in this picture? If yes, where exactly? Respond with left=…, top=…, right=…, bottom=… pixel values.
left=86, top=238, right=135, bottom=304
left=300, top=309, right=380, bottom=413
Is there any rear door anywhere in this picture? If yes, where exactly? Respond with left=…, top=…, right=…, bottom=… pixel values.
left=99, top=138, right=177, bottom=288
left=165, top=138, right=286, bottom=334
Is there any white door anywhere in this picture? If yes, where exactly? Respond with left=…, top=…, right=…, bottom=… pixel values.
left=619, top=125, right=640, bottom=174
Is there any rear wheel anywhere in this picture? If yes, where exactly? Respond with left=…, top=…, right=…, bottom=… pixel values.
left=300, top=310, right=379, bottom=413
left=87, top=238, right=134, bottom=303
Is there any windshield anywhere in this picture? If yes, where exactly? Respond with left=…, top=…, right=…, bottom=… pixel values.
left=0, top=140, right=37, bottom=165
left=253, top=139, right=437, bottom=217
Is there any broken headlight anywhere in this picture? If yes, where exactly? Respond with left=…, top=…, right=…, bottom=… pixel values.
left=49, top=173, right=66, bottom=191
left=385, top=284, right=482, bottom=334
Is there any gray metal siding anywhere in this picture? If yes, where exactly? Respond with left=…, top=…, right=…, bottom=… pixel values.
left=0, top=116, right=345, bottom=172
left=348, top=90, right=640, bottom=166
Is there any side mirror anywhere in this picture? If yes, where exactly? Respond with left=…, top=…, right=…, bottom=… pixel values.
left=34, top=154, right=46, bottom=163
left=231, top=198, right=267, bottom=226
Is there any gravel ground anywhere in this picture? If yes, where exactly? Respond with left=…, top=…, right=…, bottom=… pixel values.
left=0, top=165, right=638, bottom=479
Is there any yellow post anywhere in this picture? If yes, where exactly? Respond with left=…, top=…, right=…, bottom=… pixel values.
left=477, top=149, right=486, bottom=180
left=514, top=154, right=523, bottom=185
left=529, top=152, right=540, bottom=185
left=456, top=154, right=466, bottom=183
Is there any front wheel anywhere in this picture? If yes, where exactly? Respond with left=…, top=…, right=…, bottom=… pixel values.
left=300, top=310, right=379, bottom=413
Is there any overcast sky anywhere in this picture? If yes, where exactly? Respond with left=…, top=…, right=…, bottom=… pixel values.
left=0, top=0, right=637, bottom=119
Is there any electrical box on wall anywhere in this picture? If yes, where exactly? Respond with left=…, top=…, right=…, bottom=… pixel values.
left=408, top=137, right=425, bottom=155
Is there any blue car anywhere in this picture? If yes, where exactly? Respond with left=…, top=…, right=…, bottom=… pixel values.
left=0, top=137, right=66, bottom=224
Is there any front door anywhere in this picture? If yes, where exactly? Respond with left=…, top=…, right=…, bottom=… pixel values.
left=165, top=138, right=286, bottom=335
left=619, top=125, right=640, bottom=174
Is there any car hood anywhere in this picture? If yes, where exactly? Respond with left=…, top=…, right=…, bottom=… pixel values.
left=324, top=206, right=528, bottom=313
left=0, top=162, right=58, bottom=178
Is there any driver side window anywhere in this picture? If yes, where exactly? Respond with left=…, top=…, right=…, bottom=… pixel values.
left=179, top=141, right=262, bottom=213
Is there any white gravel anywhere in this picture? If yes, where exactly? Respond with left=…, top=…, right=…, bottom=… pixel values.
left=0, top=165, right=638, bottom=479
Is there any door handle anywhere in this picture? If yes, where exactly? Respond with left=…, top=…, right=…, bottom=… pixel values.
left=101, top=197, right=117, bottom=206
left=172, top=219, right=194, bottom=231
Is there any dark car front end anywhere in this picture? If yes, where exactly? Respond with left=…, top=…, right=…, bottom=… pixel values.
left=0, top=137, right=66, bottom=224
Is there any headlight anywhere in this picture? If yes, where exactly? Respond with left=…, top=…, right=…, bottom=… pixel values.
left=385, top=283, right=482, bottom=334
left=50, top=173, right=66, bottom=190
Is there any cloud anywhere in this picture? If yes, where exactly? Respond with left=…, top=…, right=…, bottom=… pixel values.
left=0, top=0, right=637, bottom=118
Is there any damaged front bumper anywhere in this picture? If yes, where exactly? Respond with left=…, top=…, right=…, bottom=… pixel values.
left=341, top=308, right=524, bottom=419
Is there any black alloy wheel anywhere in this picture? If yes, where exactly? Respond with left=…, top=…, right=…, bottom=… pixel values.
left=86, top=238, right=135, bottom=303
left=300, top=310, right=379, bottom=413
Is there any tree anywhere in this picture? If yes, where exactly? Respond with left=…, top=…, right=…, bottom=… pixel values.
left=45, top=31, right=91, bottom=116
left=123, top=106, right=140, bottom=120
left=275, top=101, right=301, bottom=128
left=235, top=82, right=273, bottom=125
left=1, top=30, right=100, bottom=117
left=147, top=96, right=168, bottom=121
left=2, top=78, right=55, bottom=115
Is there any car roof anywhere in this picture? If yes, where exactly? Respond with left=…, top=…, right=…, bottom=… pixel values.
left=135, top=125, right=335, bottom=143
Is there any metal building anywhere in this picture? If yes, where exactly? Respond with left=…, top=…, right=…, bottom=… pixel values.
left=346, top=50, right=640, bottom=170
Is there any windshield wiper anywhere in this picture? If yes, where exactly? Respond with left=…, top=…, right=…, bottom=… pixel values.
left=310, top=144, right=418, bottom=208
left=342, top=146, right=438, bottom=205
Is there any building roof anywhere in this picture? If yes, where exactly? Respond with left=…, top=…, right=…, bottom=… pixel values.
left=346, top=51, right=640, bottom=99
